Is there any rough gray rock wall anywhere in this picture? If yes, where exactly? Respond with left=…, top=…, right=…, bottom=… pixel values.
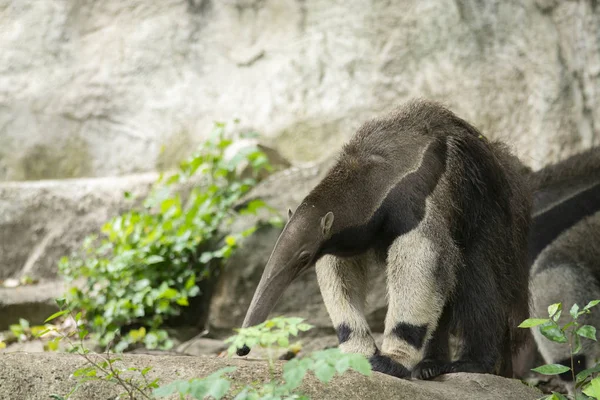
left=1, top=0, right=598, bottom=181
left=0, top=174, right=156, bottom=280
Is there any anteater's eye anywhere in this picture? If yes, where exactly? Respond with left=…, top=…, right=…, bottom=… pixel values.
left=298, top=251, right=311, bottom=264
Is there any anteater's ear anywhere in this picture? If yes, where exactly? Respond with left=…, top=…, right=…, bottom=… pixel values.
left=288, top=208, right=293, bottom=221
left=320, top=211, right=335, bottom=238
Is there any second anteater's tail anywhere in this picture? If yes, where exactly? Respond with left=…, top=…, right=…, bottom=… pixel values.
left=526, top=147, right=600, bottom=264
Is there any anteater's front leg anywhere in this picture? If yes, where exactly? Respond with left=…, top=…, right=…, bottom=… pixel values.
left=315, top=254, right=379, bottom=363
left=380, top=228, right=457, bottom=379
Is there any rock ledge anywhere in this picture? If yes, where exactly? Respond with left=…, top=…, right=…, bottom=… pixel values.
left=0, top=352, right=542, bottom=400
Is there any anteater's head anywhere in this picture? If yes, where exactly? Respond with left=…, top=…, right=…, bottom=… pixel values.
left=236, top=203, right=335, bottom=356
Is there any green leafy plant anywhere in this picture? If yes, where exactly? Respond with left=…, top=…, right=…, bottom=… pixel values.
left=153, top=367, right=236, bottom=400
left=225, top=316, right=312, bottom=372
left=58, top=122, right=279, bottom=351
left=40, top=305, right=371, bottom=400
left=154, top=316, right=372, bottom=400
left=9, top=318, right=32, bottom=342
left=40, top=299, right=160, bottom=400
left=6, top=318, right=52, bottom=346
left=519, top=300, right=600, bottom=400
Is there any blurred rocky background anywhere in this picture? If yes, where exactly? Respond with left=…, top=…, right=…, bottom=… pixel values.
left=0, top=1, right=598, bottom=397
left=1, top=0, right=599, bottom=181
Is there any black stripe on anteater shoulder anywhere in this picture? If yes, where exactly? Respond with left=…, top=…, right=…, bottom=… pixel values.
left=320, top=138, right=448, bottom=257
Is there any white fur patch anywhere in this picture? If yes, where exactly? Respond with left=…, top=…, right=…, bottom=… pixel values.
left=316, top=253, right=378, bottom=356
left=382, top=196, right=458, bottom=368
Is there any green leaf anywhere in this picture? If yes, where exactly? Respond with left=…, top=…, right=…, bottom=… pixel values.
left=55, top=298, right=67, bottom=309
left=313, top=362, right=336, bottom=383
left=146, top=255, right=165, bottom=264
left=34, top=328, right=54, bottom=338
left=188, top=382, right=208, bottom=399
left=548, top=303, right=562, bottom=318
left=241, top=226, right=257, bottom=238
left=283, top=361, right=308, bottom=391
left=277, top=336, right=289, bottom=348
left=166, top=173, right=180, bottom=185
left=583, top=376, right=600, bottom=398
left=46, top=337, right=61, bottom=352
left=518, top=318, right=550, bottom=328
left=549, top=392, right=569, bottom=400
left=73, top=366, right=96, bottom=377
left=570, top=304, right=581, bottom=319
left=577, top=364, right=600, bottom=383
left=49, top=395, right=67, bottom=400
left=552, top=310, right=562, bottom=322
left=349, top=355, right=372, bottom=376
left=158, top=287, right=178, bottom=300
left=241, top=199, right=267, bottom=215
left=532, top=364, right=571, bottom=375
left=199, top=252, right=214, bottom=264
left=574, top=334, right=582, bottom=355
left=205, top=378, right=231, bottom=400
left=176, top=297, right=189, bottom=306
left=44, top=310, right=69, bottom=323
left=584, top=300, right=600, bottom=310
left=225, top=235, right=237, bottom=247
left=577, top=325, right=597, bottom=341
left=78, top=328, right=89, bottom=340
left=335, top=356, right=351, bottom=374
left=297, top=323, right=313, bottom=332
left=185, top=274, right=196, bottom=290
left=540, top=322, right=568, bottom=343
left=562, top=321, right=576, bottom=331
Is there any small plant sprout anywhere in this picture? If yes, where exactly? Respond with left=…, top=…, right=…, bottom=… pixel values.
left=154, top=316, right=372, bottom=400
left=37, top=298, right=160, bottom=400
left=519, top=300, right=600, bottom=399
left=225, top=317, right=313, bottom=374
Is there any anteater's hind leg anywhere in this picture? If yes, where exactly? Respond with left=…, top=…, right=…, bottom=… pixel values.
left=436, top=250, right=505, bottom=376
left=414, top=243, right=506, bottom=379
left=411, top=307, right=451, bottom=380
left=379, top=227, right=458, bottom=379
left=497, top=326, right=514, bottom=378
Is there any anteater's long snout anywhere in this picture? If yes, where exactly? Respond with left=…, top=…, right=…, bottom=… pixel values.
left=236, top=259, right=296, bottom=356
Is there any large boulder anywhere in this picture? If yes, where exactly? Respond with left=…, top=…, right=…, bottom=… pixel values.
left=0, top=280, right=68, bottom=331
left=0, top=173, right=157, bottom=280
left=0, top=174, right=157, bottom=330
left=1, top=1, right=599, bottom=181
left=0, top=352, right=543, bottom=400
